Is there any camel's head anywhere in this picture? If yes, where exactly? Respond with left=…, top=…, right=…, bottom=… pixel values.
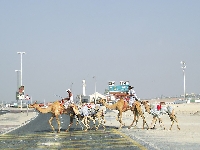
left=69, top=103, right=78, bottom=109
left=134, top=101, right=141, bottom=108
left=141, top=101, right=151, bottom=112
left=98, top=99, right=106, bottom=104
left=28, top=101, right=38, bottom=108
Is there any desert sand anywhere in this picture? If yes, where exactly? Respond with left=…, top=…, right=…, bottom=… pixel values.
left=105, top=103, right=200, bottom=150
left=1, top=103, right=200, bottom=149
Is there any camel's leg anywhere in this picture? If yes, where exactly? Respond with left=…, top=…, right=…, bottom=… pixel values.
left=151, top=117, right=157, bottom=129
left=116, top=112, right=120, bottom=121
left=75, top=117, right=79, bottom=126
left=75, top=114, right=84, bottom=130
left=97, top=114, right=106, bottom=131
left=158, top=118, right=165, bottom=130
left=87, top=116, right=96, bottom=130
left=141, top=114, right=148, bottom=129
left=118, top=111, right=124, bottom=129
left=173, top=115, right=180, bottom=130
left=134, top=113, right=139, bottom=127
left=174, top=116, right=180, bottom=130
left=55, top=115, right=61, bottom=133
left=72, top=117, right=79, bottom=131
left=169, top=120, right=174, bottom=130
left=150, top=117, right=157, bottom=129
left=66, top=115, right=74, bottom=132
left=100, top=116, right=106, bottom=131
left=96, top=115, right=102, bottom=130
left=80, top=116, right=89, bottom=131
left=169, top=115, right=180, bottom=130
left=83, top=117, right=89, bottom=131
left=94, top=116, right=100, bottom=130
left=89, top=116, right=97, bottom=130
left=128, top=112, right=138, bottom=129
left=49, top=116, right=55, bottom=132
left=169, top=114, right=175, bottom=130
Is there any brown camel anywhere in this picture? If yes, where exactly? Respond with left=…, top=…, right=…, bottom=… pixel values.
left=29, top=101, right=84, bottom=133
left=71, top=104, right=106, bottom=131
left=68, top=104, right=95, bottom=132
left=90, top=105, right=106, bottom=131
left=128, top=101, right=149, bottom=129
left=98, top=99, right=149, bottom=129
left=140, top=101, right=165, bottom=129
left=29, top=101, right=66, bottom=133
left=141, top=101, right=180, bottom=130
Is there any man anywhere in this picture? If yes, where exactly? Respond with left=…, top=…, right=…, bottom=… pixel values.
left=63, top=89, right=74, bottom=109
left=128, top=85, right=138, bottom=107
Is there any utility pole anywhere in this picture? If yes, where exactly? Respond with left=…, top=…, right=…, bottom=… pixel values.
left=180, top=61, right=186, bottom=100
left=17, top=52, right=26, bottom=110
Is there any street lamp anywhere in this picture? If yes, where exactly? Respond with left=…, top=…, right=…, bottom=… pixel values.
left=15, top=70, right=21, bottom=91
left=180, top=61, right=186, bottom=100
left=70, top=82, right=73, bottom=91
left=93, top=76, right=96, bottom=104
left=17, top=52, right=26, bottom=86
left=17, top=52, right=25, bottom=111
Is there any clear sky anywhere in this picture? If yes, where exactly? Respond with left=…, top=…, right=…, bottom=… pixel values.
left=1, top=1, right=200, bottom=103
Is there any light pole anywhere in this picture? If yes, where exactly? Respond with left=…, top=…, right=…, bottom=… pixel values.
left=17, top=52, right=25, bottom=110
left=17, top=52, right=26, bottom=86
left=15, top=70, right=21, bottom=91
left=70, top=82, right=73, bottom=91
left=93, top=76, right=96, bottom=104
left=82, top=80, right=86, bottom=96
left=180, top=61, right=186, bottom=100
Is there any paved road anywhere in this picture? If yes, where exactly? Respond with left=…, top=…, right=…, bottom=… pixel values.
left=2, top=108, right=199, bottom=150
left=0, top=110, right=10, bottom=115
left=0, top=112, right=147, bottom=150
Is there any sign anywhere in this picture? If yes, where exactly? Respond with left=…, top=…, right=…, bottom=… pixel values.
left=16, top=85, right=25, bottom=100
left=108, top=81, right=115, bottom=86
left=25, top=95, right=30, bottom=100
left=109, top=85, right=129, bottom=93
left=19, top=85, right=24, bottom=94
left=120, top=81, right=129, bottom=85
left=108, top=81, right=129, bottom=93
left=16, top=92, right=25, bottom=100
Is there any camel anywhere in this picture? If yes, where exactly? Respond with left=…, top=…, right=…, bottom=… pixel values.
left=74, top=103, right=106, bottom=131
left=128, top=101, right=149, bottom=130
left=141, top=101, right=180, bottom=130
left=140, top=101, right=165, bottom=129
left=65, top=103, right=86, bottom=132
left=98, top=98, right=149, bottom=129
left=89, top=105, right=106, bottom=130
left=29, top=101, right=66, bottom=133
left=29, top=101, right=85, bottom=133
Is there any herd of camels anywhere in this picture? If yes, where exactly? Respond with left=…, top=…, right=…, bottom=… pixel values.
left=29, top=98, right=180, bottom=133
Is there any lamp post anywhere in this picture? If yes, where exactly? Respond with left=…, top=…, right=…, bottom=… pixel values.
left=93, top=76, right=96, bottom=104
left=82, top=80, right=86, bottom=96
left=180, top=61, right=186, bottom=100
left=70, top=82, right=73, bottom=91
left=17, top=52, right=25, bottom=111
left=17, top=52, right=26, bottom=86
left=15, top=70, right=21, bottom=91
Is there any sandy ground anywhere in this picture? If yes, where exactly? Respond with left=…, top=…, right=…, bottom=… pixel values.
left=105, top=103, right=200, bottom=150
left=0, top=108, right=38, bottom=134
left=1, top=103, right=200, bottom=149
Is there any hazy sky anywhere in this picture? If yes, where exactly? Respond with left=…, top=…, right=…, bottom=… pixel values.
left=1, top=1, right=200, bottom=103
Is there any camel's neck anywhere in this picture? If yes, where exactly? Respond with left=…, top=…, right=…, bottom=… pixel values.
left=35, top=105, right=52, bottom=113
left=144, top=105, right=151, bottom=114
left=102, top=102, right=116, bottom=110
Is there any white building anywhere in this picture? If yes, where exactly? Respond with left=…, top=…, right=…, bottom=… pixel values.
left=89, top=92, right=106, bottom=103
